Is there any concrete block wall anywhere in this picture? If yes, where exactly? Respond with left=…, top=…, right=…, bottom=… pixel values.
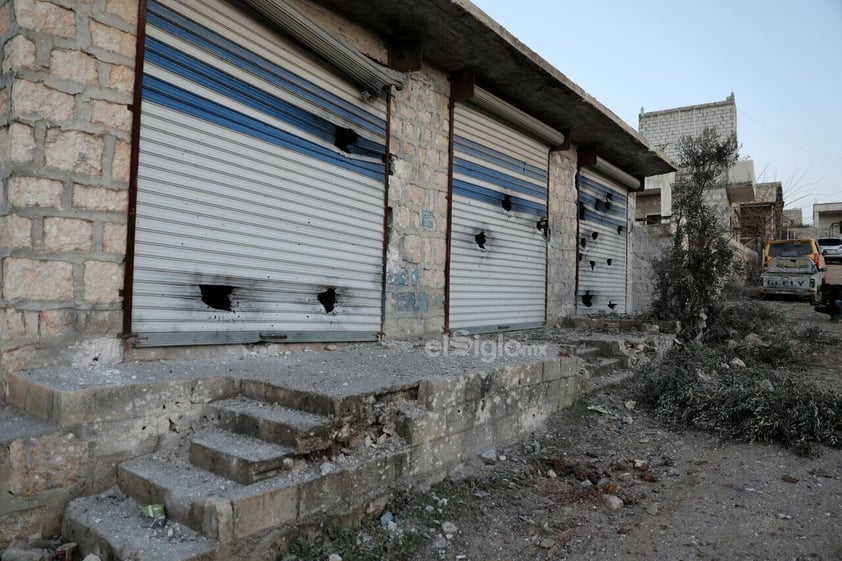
left=702, top=185, right=733, bottom=230
left=639, top=94, right=737, bottom=164
left=627, top=222, right=673, bottom=313
left=0, top=0, right=138, bottom=380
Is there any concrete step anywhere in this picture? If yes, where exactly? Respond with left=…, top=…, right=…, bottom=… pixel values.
left=117, top=451, right=245, bottom=539
left=584, top=357, right=627, bottom=376
left=575, top=338, right=627, bottom=357
left=62, top=487, right=216, bottom=561
left=117, top=444, right=409, bottom=542
left=574, top=346, right=601, bottom=359
left=557, top=343, right=601, bottom=359
left=240, top=380, right=336, bottom=417
left=208, top=397, right=333, bottom=454
left=189, top=428, right=295, bottom=484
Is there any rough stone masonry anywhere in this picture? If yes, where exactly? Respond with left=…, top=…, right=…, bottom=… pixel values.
left=1, top=0, right=136, bottom=378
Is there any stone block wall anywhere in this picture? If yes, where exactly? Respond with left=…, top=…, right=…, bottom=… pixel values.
left=384, top=66, right=450, bottom=338
left=1, top=372, right=236, bottom=547
left=702, top=185, right=732, bottom=230
left=546, top=148, right=578, bottom=321
left=0, top=0, right=138, bottom=380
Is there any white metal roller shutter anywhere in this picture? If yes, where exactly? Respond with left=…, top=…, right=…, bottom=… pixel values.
left=449, top=103, right=549, bottom=332
left=576, top=168, right=629, bottom=315
left=131, top=0, right=387, bottom=346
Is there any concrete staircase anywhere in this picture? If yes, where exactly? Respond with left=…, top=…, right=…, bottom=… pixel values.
left=559, top=339, right=630, bottom=376
left=4, top=344, right=605, bottom=560
left=54, top=333, right=651, bottom=561
left=61, top=380, right=410, bottom=561
left=543, top=316, right=677, bottom=379
left=191, top=397, right=333, bottom=484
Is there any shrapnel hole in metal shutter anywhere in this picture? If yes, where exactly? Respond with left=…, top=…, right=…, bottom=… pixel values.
left=576, top=167, right=629, bottom=315
left=449, top=103, right=549, bottom=332
left=130, top=0, right=388, bottom=346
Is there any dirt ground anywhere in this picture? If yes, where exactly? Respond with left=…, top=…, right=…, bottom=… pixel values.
left=290, top=297, right=842, bottom=561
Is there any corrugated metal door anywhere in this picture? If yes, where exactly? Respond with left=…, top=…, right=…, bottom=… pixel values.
left=449, top=103, right=549, bottom=332
left=576, top=168, right=629, bottom=315
left=131, top=0, right=387, bottom=346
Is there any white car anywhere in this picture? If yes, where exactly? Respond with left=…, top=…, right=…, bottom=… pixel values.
left=817, top=236, right=842, bottom=264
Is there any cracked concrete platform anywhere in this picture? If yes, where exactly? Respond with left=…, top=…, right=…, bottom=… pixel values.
left=6, top=339, right=562, bottom=427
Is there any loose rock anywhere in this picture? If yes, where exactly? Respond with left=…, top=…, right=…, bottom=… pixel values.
left=479, top=450, right=498, bottom=465
left=744, top=333, right=767, bottom=347
left=441, top=521, right=458, bottom=537
left=729, top=357, right=747, bottom=368
left=603, top=494, right=624, bottom=511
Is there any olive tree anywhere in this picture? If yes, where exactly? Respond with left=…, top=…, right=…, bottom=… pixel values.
left=651, top=127, right=740, bottom=339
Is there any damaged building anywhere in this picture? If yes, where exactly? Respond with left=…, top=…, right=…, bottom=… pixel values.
left=0, top=0, right=675, bottom=554
left=1, top=0, right=674, bottom=373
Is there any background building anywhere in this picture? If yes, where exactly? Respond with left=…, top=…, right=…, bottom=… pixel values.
left=813, top=202, right=842, bottom=236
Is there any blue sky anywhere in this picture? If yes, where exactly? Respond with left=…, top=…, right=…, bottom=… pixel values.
left=472, top=0, right=842, bottom=221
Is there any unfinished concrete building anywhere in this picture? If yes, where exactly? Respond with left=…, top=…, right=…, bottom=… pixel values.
left=0, top=0, right=675, bottom=556
left=636, top=93, right=756, bottom=228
